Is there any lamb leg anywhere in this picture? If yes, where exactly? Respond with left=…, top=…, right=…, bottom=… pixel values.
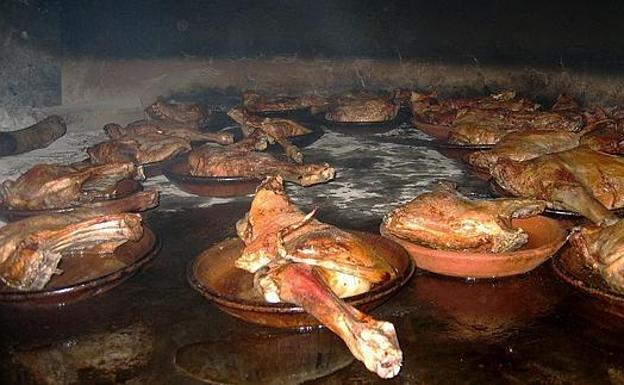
left=551, top=186, right=616, bottom=225
left=258, top=263, right=402, bottom=379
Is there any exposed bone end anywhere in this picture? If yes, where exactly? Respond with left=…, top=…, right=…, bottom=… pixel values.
left=212, top=131, right=235, bottom=145
left=296, top=164, right=336, bottom=186
left=1, top=248, right=63, bottom=291
left=356, top=320, right=403, bottom=379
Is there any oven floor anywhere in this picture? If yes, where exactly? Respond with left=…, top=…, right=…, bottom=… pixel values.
left=0, top=103, right=623, bottom=384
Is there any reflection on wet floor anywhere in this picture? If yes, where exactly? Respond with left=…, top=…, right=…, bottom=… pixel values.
left=174, top=330, right=354, bottom=384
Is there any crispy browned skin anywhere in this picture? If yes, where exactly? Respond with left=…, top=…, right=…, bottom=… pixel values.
left=235, top=176, right=402, bottom=378
left=0, top=212, right=144, bottom=291
left=88, top=133, right=191, bottom=165
left=491, top=147, right=624, bottom=224
left=468, top=120, right=624, bottom=171
left=449, top=109, right=584, bottom=145
left=580, top=120, right=624, bottom=155
left=104, top=119, right=234, bottom=145
left=187, top=144, right=335, bottom=187
left=383, top=182, right=545, bottom=252
left=467, top=130, right=582, bottom=171
left=410, top=90, right=540, bottom=126
left=145, top=100, right=211, bottom=127
left=227, top=107, right=311, bottom=163
left=0, top=162, right=142, bottom=210
left=242, top=90, right=325, bottom=112
left=569, top=219, right=624, bottom=294
left=324, top=91, right=399, bottom=123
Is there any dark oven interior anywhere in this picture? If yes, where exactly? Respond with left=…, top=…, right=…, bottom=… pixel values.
left=2, top=1, right=624, bottom=384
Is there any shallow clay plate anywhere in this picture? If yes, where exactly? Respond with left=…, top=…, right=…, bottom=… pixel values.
left=552, top=246, right=624, bottom=320
left=163, top=154, right=262, bottom=198
left=0, top=179, right=149, bottom=222
left=380, top=216, right=567, bottom=279
left=0, top=226, right=159, bottom=305
left=315, top=109, right=408, bottom=133
left=188, top=231, right=415, bottom=329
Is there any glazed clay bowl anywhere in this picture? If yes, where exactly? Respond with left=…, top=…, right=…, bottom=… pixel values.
left=188, top=231, right=415, bottom=329
left=315, top=109, right=409, bottom=133
left=380, top=216, right=568, bottom=279
left=0, top=226, right=160, bottom=306
left=553, top=246, right=624, bottom=321
left=162, top=154, right=262, bottom=198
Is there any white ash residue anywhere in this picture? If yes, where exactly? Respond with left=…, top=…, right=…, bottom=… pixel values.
left=0, top=103, right=486, bottom=225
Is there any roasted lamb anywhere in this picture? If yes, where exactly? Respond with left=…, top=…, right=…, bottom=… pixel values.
left=88, top=133, right=191, bottom=165
left=104, top=119, right=234, bottom=145
left=227, top=107, right=311, bottom=163
left=323, top=91, right=399, bottom=123
left=492, top=146, right=624, bottom=224
left=410, top=90, right=540, bottom=126
left=382, top=182, right=546, bottom=252
left=235, top=176, right=402, bottom=378
left=187, top=143, right=335, bottom=187
left=145, top=100, right=212, bottom=127
left=242, top=90, right=324, bottom=113
left=569, top=219, right=624, bottom=294
left=449, top=108, right=584, bottom=145
left=1, top=162, right=143, bottom=210
left=0, top=211, right=144, bottom=291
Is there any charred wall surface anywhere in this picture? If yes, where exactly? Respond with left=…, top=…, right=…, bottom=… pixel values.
left=3, top=0, right=624, bottom=107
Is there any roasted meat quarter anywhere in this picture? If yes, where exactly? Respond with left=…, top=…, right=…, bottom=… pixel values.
left=187, top=143, right=335, bottom=187
left=382, top=182, right=546, bottom=252
left=467, top=130, right=582, bottom=171
left=242, top=90, right=324, bottom=113
left=569, top=219, right=624, bottom=294
left=145, top=100, right=212, bottom=127
left=579, top=119, right=624, bottom=155
left=324, top=92, right=399, bottom=123
left=227, top=107, right=312, bottom=163
left=449, top=109, right=584, bottom=145
left=234, top=176, right=402, bottom=378
left=104, top=119, right=233, bottom=145
left=410, top=90, right=540, bottom=126
left=0, top=212, right=144, bottom=291
left=88, top=133, right=191, bottom=165
left=1, top=162, right=143, bottom=210
left=492, top=146, right=624, bottom=224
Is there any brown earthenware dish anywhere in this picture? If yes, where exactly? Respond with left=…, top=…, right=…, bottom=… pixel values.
left=162, top=154, right=262, bottom=198
left=381, top=216, right=567, bottom=279
left=0, top=226, right=160, bottom=306
left=552, top=246, right=624, bottom=320
left=188, top=231, right=415, bottom=329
